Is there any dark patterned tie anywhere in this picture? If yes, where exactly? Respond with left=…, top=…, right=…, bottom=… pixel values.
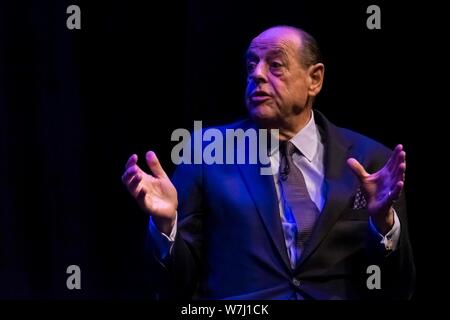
left=279, top=141, right=320, bottom=265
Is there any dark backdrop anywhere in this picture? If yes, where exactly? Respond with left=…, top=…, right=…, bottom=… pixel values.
left=0, top=0, right=441, bottom=299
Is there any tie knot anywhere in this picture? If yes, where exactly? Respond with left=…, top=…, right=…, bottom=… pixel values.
left=280, top=140, right=297, bottom=157
left=279, top=141, right=297, bottom=180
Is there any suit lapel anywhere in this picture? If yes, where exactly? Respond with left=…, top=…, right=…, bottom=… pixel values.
left=233, top=113, right=358, bottom=273
left=235, top=122, right=292, bottom=273
left=296, top=111, right=356, bottom=269
left=237, top=162, right=292, bottom=272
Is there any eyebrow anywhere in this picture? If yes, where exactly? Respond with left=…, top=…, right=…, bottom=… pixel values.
left=245, top=50, right=259, bottom=61
left=267, top=50, right=289, bottom=64
left=245, top=48, right=289, bottom=62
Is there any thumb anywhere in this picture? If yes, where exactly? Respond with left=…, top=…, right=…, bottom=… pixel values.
left=146, top=151, right=168, bottom=178
left=347, top=158, right=369, bottom=181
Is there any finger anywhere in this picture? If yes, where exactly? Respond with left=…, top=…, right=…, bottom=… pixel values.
left=122, top=165, right=140, bottom=185
left=388, top=163, right=405, bottom=196
left=146, top=151, right=168, bottom=179
left=388, top=181, right=404, bottom=202
left=386, top=153, right=403, bottom=181
left=387, top=144, right=403, bottom=171
left=125, top=154, right=138, bottom=170
left=388, top=152, right=406, bottom=181
left=393, top=162, right=406, bottom=182
left=127, top=174, right=142, bottom=197
left=393, top=150, right=406, bottom=173
left=347, top=158, right=369, bottom=181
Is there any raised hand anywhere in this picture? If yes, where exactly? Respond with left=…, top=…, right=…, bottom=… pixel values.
left=347, top=144, right=406, bottom=234
left=122, top=151, right=178, bottom=235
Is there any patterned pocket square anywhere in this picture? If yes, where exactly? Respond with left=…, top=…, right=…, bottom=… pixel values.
left=352, top=187, right=367, bottom=209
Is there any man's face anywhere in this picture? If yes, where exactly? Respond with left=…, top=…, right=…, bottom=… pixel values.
left=245, top=28, right=311, bottom=126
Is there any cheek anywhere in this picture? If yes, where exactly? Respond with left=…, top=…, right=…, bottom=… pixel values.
left=291, top=85, right=306, bottom=101
left=287, top=78, right=308, bottom=102
left=270, top=78, right=291, bottom=105
left=268, top=77, right=284, bottom=97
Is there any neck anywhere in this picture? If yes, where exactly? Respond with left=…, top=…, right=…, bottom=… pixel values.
left=277, top=108, right=313, bottom=141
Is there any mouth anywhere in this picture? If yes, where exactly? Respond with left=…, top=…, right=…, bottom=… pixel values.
left=249, top=91, right=272, bottom=103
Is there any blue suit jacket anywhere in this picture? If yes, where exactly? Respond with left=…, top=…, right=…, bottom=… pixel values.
left=153, top=111, right=415, bottom=300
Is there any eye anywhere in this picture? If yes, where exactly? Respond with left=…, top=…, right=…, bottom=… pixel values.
left=269, top=61, right=284, bottom=76
left=247, top=61, right=257, bottom=74
left=270, top=61, right=283, bottom=69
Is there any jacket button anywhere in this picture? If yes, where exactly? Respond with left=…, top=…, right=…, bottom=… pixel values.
left=292, top=278, right=301, bottom=287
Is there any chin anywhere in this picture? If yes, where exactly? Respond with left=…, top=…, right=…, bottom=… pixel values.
left=248, top=105, right=277, bottom=127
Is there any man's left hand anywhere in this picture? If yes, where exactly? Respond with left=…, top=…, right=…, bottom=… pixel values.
left=347, top=144, right=406, bottom=235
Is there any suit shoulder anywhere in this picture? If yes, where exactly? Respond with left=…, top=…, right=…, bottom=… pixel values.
left=336, top=127, right=392, bottom=161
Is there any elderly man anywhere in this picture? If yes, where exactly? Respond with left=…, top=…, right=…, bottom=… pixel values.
left=122, top=26, right=415, bottom=299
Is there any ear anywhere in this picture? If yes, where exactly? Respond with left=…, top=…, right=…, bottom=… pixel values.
left=307, top=63, right=325, bottom=97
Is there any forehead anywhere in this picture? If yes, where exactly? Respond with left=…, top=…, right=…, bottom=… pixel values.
left=247, top=28, right=301, bottom=59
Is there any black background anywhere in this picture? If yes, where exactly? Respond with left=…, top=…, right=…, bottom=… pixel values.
left=0, top=0, right=443, bottom=300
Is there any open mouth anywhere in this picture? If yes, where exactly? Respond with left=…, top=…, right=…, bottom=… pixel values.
left=250, top=91, right=271, bottom=103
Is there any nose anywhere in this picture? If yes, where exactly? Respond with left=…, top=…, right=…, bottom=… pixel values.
left=249, top=61, right=268, bottom=84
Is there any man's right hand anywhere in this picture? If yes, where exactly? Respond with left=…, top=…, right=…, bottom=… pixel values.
left=122, top=151, right=178, bottom=236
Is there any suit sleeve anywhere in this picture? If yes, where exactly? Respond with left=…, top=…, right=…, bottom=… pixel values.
left=147, top=160, right=204, bottom=299
left=364, top=152, right=416, bottom=299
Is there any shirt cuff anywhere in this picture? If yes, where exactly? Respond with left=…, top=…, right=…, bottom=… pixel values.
left=148, top=214, right=177, bottom=260
left=369, top=209, right=401, bottom=252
